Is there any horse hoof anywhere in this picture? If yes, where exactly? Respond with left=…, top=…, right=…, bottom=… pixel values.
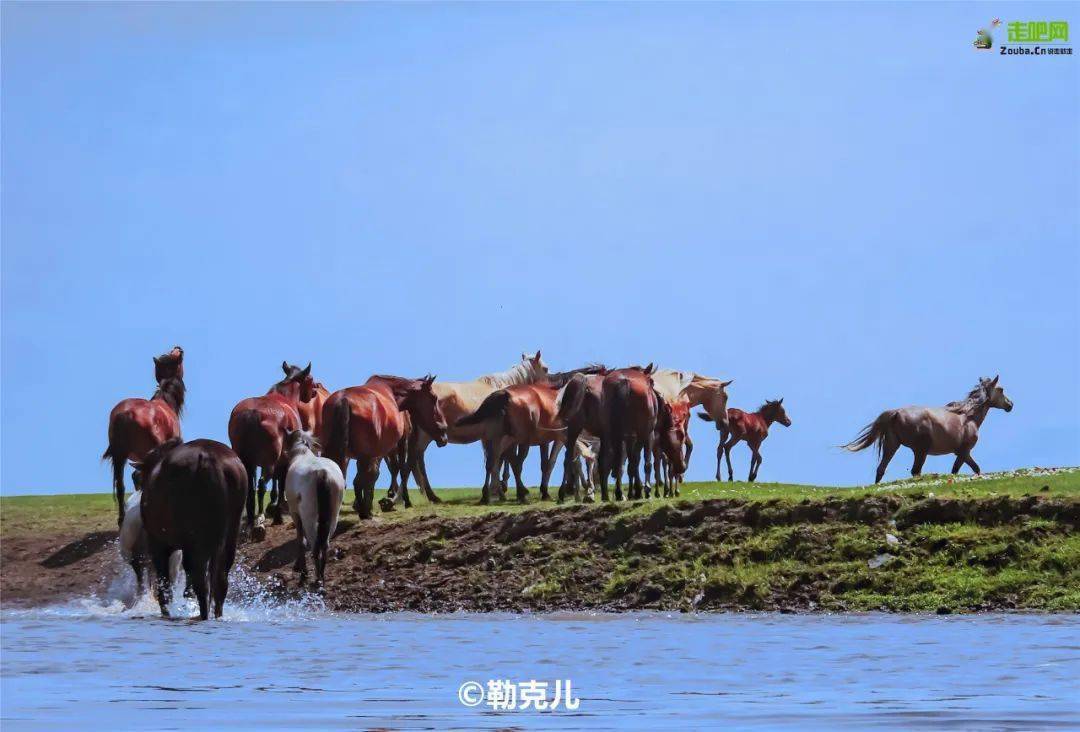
left=378, top=498, right=395, bottom=513
left=251, top=524, right=267, bottom=542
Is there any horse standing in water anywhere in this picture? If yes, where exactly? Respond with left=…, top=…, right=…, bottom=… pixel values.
left=703, top=399, right=792, bottom=482
left=843, top=376, right=1013, bottom=483
left=228, top=362, right=316, bottom=537
left=396, top=352, right=549, bottom=504
left=103, top=346, right=185, bottom=526
left=321, top=375, right=448, bottom=519
left=136, top=438, right=246, bottom=620
left=282, top=431, right=344, bottom=586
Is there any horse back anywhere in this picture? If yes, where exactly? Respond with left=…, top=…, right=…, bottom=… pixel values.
left=108, top=398, right=181, bottom=460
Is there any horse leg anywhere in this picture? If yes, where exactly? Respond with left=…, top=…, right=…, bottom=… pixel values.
left=293, top=513, right=307, bottom=583
left=597, top=438, right=610, bottom=502
left=183, top=552, right=210, bottom=621
left=951, top=454, right=965, bottom=474
left=269, top=474, right=285, bottom=525
left=910, top=448, right=927, bottom=478
left=613, top=437, right=627, bottom=502
left=875, top=434, right=900, bottom=484
left=715, top=430, right=727, bottom=482
left=479, top=440, right=495, bottom=505
left=643, top=433, right=655, bottom=499
left=148, top=540, right=173, bottom=618
left=541, top=442, right=562, bottom=501
left=395, top=439, right=412, bottom=508
left=748, top=441, right=762, bottom=482
left=256, top=469, right=269, bottom=519
left=413, top=436, right=442, bottom=504
left=964, top=453, right=981, bottom=475
left=724, top=437, right=738, bottom=482
left=359, top=459, right=379, bottom=519
left=352, top=470, right=365, bottom=516
left=510, top=444, right=528, bottom=504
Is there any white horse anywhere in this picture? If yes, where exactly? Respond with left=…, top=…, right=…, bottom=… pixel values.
left=119, top=490, right=181, bottom=599
left=283, top=430, right=345, bottom=585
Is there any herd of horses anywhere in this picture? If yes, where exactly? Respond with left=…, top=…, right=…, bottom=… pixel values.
left=103, top=345, right=1013, bottom=619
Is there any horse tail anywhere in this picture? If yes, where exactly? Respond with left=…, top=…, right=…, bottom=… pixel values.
left=102, top=439, right=127, bottom=514
left=842, top=410, right=896, bottom=455
left=324, top=399, right=351, bottom=463
left=314, top=469, right=333, bottom=561
left=556, top=375, right=586, bottom=422
left=455, top=390, right=510, bottom=428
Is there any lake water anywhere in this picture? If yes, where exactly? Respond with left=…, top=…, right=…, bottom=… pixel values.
left=2, top=583, right=1077, bottom=730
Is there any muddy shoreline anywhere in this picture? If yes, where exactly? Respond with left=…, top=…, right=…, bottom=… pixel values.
left=3, top=488, right=1077, bottom=614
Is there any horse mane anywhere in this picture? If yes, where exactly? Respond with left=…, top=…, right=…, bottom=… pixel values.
left=945, top=377, right=993, bottom=414
left=152, top=377, right=186, bottom=416
left=367, top=374, right=423, bottom=397
left=545, top=363, right=607, bottom=389
left=758, top=399, right=783, bottom=417
left=479, top=361, right=533, bottom=388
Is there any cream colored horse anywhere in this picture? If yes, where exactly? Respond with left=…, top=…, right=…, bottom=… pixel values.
left=405, top=352, right=549, bottom=502
left=651, top=369, right=733, bottom=477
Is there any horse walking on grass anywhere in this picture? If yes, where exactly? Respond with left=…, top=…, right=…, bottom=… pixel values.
left=103, top=346, right=185, bottom=526
left=228, top=362, right=316, bottom=537
left=321, top=375, right=448, bottom=519
left=282, top=430, right=344, bottom=586
left=843, top=376, right=1013, bottom=483
left=136, top=438, right=246, bottom=620
left=703, top=399, right=791, bottom=482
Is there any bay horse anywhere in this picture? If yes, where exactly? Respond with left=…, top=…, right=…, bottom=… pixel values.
left=228, top=362, right=316, bottom=537
left=282, top=430, right=345, bottom=586
left=321, top=375, right=448, bottom=519
left=596, top=365, right=660, bottom=502
left=555, top=369, right=609, bottom=502
left=297, top=381, right=331, bottom=436
left=135, top=438, right=246, bottom=620
left=397, top=352, right=549, bottom=504
left=651, top=398, right=691, bottom=496
left=103, top=346, right=186, bottom=526
left=703, top=399, right=791, bottom=482
left=843, top=376, right=1013, bottom=483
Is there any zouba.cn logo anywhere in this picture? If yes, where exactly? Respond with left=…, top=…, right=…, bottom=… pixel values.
left=974, top=18, right=1002, bottom=49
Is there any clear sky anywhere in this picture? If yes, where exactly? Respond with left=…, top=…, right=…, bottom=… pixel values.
left=2, top=2, right=1077, bottom=495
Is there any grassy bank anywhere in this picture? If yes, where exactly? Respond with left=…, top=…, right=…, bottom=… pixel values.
left=2, top=468, right=1077, bottom=612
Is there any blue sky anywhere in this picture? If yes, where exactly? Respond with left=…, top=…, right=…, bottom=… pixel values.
left=2, top=2, right=1077, bottom=495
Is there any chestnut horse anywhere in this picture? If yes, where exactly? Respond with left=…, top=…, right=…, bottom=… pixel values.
left=703, top=399, right=791, bottom=482
left=297, top=381, right=331, bottom=436
left=651, top=398, right=691, bottom=496
left=398, top=352, right=549, bottom=504
left=597, top=365, right=661, bottom=501
left=843, top=376, right=1013, bottom=483
left=228, top=362, right=315, bottom=535
left=136, top=438, right=246, bottom=620
left=321, top=375, right=448, bottom=519
left=103, top=346, right=185, bottom=526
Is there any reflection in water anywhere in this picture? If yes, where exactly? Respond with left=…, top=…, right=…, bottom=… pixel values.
left=2, top=600, right=1078, bottom=730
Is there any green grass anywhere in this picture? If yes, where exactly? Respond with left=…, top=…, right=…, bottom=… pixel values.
left=3, top=469, right=1076, bottom=537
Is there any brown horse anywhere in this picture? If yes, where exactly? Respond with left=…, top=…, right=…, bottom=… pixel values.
left=555, top=369, right=609, bottom=502
left=651, top=398, right=691, bottom=496
left=704, top=399, right=791, bottom=482
left=455, top=383, right=564, bottom=504
left=399, top=353, right=549, bottom=504
left=597, top=365, right=660, bottom=501
left=136, top=438, right=246, bottom=620
left=843, top=376, right=1013, bottom=483
left=103, top=346, right=186, bottom=526
left=321, top=375, right=448, bottom=519
left=297, top=381, right=331, bottom=436
left=228, top=362, right=315, bottom=535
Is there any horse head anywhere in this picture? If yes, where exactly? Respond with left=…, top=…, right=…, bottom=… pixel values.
left=284, top=429, right=320, bottom=458
left=403, top=375, right=448, bottom=447
left=521, top=350, right=549, bottom=383
left=983, top=375, right=1013, bottom=412
left=153, top=346, right=184, bottom=382
left=763, top=398, right=792, bottom=427
left=280, top=361, right=316, bottom=403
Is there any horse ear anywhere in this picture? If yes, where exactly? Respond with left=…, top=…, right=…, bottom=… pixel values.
left=282, top=361, right=290, bottom=375
left=721, top=379, right=734, bottom=388
left=534, top=350, right=542, bottom=361
left=991, top=375, right=999, bottom=386
left=423, top=374, right=436, bottom=389
left=153, top=356, right=161, bottom=366
left=778, top=397, right=784, bottom=404
left=301, top=362, right=312, bottom=378
left=644, top=363, right=655, bottom=375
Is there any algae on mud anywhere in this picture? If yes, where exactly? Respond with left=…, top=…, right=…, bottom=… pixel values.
left=1, top=469, right=1077, bottom=613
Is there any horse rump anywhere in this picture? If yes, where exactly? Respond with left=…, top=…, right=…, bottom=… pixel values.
left=455, top=389, right=511, bottom=428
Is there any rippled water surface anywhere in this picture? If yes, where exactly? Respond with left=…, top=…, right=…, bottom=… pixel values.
left=2, top=597, right=1077, bottom=730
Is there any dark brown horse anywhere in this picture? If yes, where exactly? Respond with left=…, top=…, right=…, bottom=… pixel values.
left=843, top=376, right=1012, bottom=483
left=136, top=438, right=246, bottom=620
left=321, top=375, right=448, bottom=519
left=297, top=381, right=331, bottom=436
left=103, top=346, right=186, bottom=526
left=597, top=365, right=660, bottom=501
left=703, top=399, right=791, bottom=482
left=555, top=369, right=609, bottom=502
left=228, top=362, right=315, bottom=536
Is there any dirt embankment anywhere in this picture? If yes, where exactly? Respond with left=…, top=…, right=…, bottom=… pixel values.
left=5, top=491, right=1075, bottom=613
